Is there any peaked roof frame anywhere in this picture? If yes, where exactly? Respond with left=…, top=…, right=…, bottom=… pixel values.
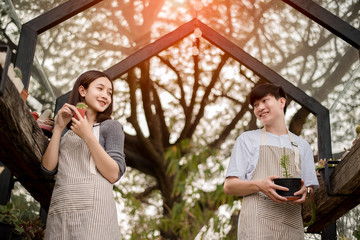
left=104, top=17, right=333, bottom=159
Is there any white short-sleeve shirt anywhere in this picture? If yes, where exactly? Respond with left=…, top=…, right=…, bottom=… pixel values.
left=226, top=129, right=319, bottom=189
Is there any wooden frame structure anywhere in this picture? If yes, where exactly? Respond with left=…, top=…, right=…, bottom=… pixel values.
left=0, top=0, right=359, bottom=237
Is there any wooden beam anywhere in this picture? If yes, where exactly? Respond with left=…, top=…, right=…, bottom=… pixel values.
left=0, top=66, right=53, bottom=209
left=105, top=19, right=196, bottom=79
left=303, top=138, right=360, bottom=233
left=282, top=0, right=360, bottom=49
left=23, top=0, right=103, bottom=34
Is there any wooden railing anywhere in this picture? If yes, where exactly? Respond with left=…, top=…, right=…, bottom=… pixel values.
left=303, top=138, right=360, bottom=233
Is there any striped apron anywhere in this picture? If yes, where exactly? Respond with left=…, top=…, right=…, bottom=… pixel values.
left=44, top=124, right=120, bottom=240
left=238, top=129, right=303, bottom=239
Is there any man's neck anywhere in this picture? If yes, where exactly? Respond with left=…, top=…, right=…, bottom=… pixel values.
left=264, top=122, right=288, bottom=136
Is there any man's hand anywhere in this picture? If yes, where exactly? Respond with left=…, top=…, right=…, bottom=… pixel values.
left=259, top=176, right=289, bottom=204
left=290, top=179, right=307, bottom=204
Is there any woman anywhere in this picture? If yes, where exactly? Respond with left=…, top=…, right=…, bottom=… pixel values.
left=41, top=70, right=126, bottom=239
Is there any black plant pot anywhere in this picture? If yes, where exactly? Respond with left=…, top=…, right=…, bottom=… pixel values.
left=0, top=222, right=14, bottom=240
left=11, top=232, right=24, bottom=240
left=273, top=178, right=301, bottom=200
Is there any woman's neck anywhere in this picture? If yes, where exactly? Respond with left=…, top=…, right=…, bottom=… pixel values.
left=86, top=108, right=97, bottom=126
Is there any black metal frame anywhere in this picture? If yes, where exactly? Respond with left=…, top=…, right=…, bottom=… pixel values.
left=15, top=0, right=103, bottom=90
left=324, top=160, right=337, bottom=195
left=323, top=160, right=358, bottom=197
left=282, top=0, right=360, bottom=49
left=0, top=45, right=12, bottom=96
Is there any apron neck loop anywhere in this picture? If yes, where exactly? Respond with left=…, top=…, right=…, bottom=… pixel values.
left=261, top=128, right=301, bottom=174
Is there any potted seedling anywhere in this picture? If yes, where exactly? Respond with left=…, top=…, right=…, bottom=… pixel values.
left=74, top=102, right=88, bottom=120
left=273, top=148, right=301, bottom=200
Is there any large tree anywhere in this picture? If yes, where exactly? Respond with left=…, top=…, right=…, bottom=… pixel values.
left=1, top=0, right=359, bottom=238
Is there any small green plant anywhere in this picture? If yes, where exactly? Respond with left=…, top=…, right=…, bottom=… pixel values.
left=76, top=102, right=88, bottom=109
left=315, top=159, right=327, bottom=171
left=353, top=224, right=360, bottom=240
left=315, top=158, right=341, bottom=173
left=20, top=216, right=45, bottom=240
left=280, top=147, right=292, bottom=178
left=0, top=203, right=24, bottom=235
left=0, top=203, right=45, bottom=239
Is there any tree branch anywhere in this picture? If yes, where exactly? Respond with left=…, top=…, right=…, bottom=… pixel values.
left=184, top=53, right=229, bottom=141
left=134, top=184, right=159, bottom=204
left=209, top=79, right=266, bottom=149
left=126, top=68, right=163, bottom=167
left=157, top=55, right=187, bottom=110
left=152, top=83, right=170, bottom=147
left=139, top=62, right=163, bottom=152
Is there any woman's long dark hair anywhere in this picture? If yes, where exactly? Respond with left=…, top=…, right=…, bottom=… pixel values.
left=68, top=70, right=114, bottom=123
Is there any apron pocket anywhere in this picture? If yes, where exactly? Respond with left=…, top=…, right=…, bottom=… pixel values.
left=48, top=183, right=95, bottom=216
left=257, top=195, right=302, bottom=229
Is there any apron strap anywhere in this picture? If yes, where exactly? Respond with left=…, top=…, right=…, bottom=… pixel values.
left=288, top=133, right=301, bottom=174
left=261, top=128, right=301, bottom=174
left=261, top=128, right=267, bottom=145
left=89, top=124, right=100, bottom=175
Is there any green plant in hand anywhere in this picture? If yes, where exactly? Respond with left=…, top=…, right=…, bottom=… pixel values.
left=280, top=147, right=292, bottom=178
left=76, top=102, right=88, bottom=109
left=74, top=102, right=88, bottom=120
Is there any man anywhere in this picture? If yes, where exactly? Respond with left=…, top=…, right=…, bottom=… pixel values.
left=224, top=83, right=319, bottom=239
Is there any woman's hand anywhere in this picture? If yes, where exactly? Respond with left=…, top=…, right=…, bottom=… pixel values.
left=42, top=103, right=74, bottom=171
left=69, top=106, right=93, bottom=140
left=55, top=103, right=74, bottom=129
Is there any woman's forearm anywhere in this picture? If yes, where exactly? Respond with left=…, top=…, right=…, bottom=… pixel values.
left=83, top=133, right=119, bottom=183
left=41, top=125, right=63, bottom=171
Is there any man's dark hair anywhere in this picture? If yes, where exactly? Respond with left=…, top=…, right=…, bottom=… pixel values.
left=249, top=83, right=287, bottom=113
